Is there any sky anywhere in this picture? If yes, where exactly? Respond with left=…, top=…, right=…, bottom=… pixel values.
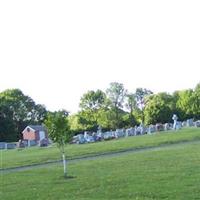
left=0, top=0, right=200, bottom=113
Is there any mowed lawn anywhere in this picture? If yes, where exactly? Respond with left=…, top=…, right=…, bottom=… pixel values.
left=1, top=141, right=200, bottom=200
left=1, top=128, right=200, bottom=169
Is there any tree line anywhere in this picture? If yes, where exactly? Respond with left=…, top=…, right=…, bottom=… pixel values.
left=0, top=82, right=200, bottom=142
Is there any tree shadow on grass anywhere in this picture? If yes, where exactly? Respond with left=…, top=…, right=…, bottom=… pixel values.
left=54, top=176, right=76, bottom=184
left=65, top=175, right=76, bottom=179
left=62, top=175, right=76, bottom=180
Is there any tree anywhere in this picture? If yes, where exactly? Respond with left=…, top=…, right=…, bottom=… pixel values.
left=135, top=88, right=153, bottom=123
left=79, top=90, right=106, bottom=110
left=0, top=103, right=17, bottom=141
left=144, top=92, right=175, bottom=125
left=106, top=82, right=127, bottom=128
left=191, top=83, right=200, bottom=119
left=173, top=89, right=194, bottom=120
left=0, top=89, right=47, bottom=142
left=125, top=93, right=137, bottom=126
left=76, top=110, right=97, bottom=131
left=78, top=90, right=107, bottom=131
left=45, top=110, right=73, bottom=178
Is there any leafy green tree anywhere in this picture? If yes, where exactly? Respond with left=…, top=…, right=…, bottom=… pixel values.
left=125, top=93, right=137, bottom=126
left=0, top=89, right=47, bottom=142
left=68, top=114, right=85, bottom=132
left=191, top=83, right=200, bottom=119
left=106, top=82, right=127, bottom=128
left=45, top=110, right=73, bottom=178
left=173, top=89, right=194, bottom=120
left=77, top=90, right=107, bottom=131
left=76, top=110, right=98, bottom=131
left=144, top=92, right=175, bottom=125
left=79, top=90, right=106, bottom=110
left=0, top=103, right=17, bottom=141
left=135, top=88, right=153, bottom=123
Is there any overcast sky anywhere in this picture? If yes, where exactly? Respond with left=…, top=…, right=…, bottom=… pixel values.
left=0, top=0, right=200, bottom=113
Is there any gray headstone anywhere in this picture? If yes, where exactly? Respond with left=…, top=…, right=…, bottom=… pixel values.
left=147, top=125, right=156, bottom=134
left=0, top=142, right=6, bottom=149
left=156, top=123, right=164, bottom=132
left=164, top=123, right=171, bottom=131
left=195, top=121, right=200, bottom=127
left=187, top=119, right=194, bottom=127
left=7, top=143, right=17, bottom=149
left=172, top=114, right=178, bottom=130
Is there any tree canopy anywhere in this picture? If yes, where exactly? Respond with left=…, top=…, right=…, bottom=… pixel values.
left=0, top=89, right=47, bottom=142
left=1, top=82, right=200, bottom=141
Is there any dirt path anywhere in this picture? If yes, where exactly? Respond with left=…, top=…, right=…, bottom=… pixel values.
left=1, top=139, right=200, bottom=174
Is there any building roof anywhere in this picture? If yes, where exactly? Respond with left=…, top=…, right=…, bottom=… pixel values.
left=22, top=125, right=46, bottom=133
left=29, top=125, right=46, bottom=132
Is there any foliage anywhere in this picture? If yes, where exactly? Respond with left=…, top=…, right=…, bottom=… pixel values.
left=106, top=82, right=127, bottom=128
left=191, top=83, right=200, bottom=119
left=1, top=82, right=200, bottom=141
left=173, top=89, right=194, bottom=120
left=76, top=90, right=108, bottom=132
left=45, top=110, right=72, bottom=148
left=135, top=88, right=153, bottom=110
left=106, top=82, right=127, bottom=109
left=144, top=92, right=175, bottom=125
left=0, top=89, right=47, bottom=142
left=79, top=89, right=106, bottom=110
left=125, top=93, right=137, bottom=126
left=45, top=110, right=73, bottom=177
left=134, top=88, right=153, bottom=123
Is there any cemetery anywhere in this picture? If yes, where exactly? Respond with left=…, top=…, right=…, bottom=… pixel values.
left=1, top=84, right=200, bottom=199
left=1, top=126, right=200, bottom=200
left=1, top=117, right=200, bottom=150
left=71, top=117, right=200, bottom=145
left=1, top=0, right=200, bottom=197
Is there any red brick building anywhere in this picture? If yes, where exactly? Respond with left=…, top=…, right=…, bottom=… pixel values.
left=22, top=125, right=48, bottom=142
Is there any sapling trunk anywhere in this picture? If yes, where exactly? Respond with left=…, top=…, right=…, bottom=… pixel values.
left=60, top=141, right=67, bottom=178
left=62, top=153, right=67, bottom=177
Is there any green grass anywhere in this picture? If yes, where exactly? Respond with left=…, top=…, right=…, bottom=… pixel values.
left=1, top=141, right=200, bottom=200
left=1, top=127, right=200, bottom=169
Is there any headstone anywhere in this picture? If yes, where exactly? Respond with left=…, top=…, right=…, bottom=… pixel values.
left=96, top=131, right=102, bottom=140
left=156, top=123, right=164, bottom=132
left=182, top=121, right=187, bottom=127
left=17, top=140, right=25, bottom=148
left=7, top=143, right=17, bottom=149
left=135, top=126, right=141, bottom=135
left=125, top=129, right=129, bottom=137
left=175, top=121, right=182, bottom=130
left=0, top=142, right=6, bottom=149
left=97, top=125, right=102, bottom=134
left=78, top=134, right=86, bottom=144
left=38, top=138, right=48, bottom=147
left=164, top=123, right=171, bottom=131
left=139, top=124, right=146, bottom=135
left=29, top=140, right=37, bottom=146
left=115, top=129, right=125, bottom=138
left=195, top=121, right=200, bottom=127
left=125, top=128, right=135, bottom=137
left=187, top=119, right=194, bottom=127
left=172, top=114, right=178, bottom=130
left=103, top=131, right=115, bottom=140
left=147, top=125, right=156, bottom=134
left=84, top=131, right=89, bottom=140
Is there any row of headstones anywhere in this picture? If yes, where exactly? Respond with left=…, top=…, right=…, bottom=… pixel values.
left=73, top=119, right=200, bottom=144
left=0, top=142, right=17, bottom=150
left=0, top=139, right=49, bottom=150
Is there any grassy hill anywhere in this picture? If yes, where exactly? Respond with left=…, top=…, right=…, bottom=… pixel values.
left=1, top=133, right=200, bottom=199
left=1, top=127, right=200, bottom=169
